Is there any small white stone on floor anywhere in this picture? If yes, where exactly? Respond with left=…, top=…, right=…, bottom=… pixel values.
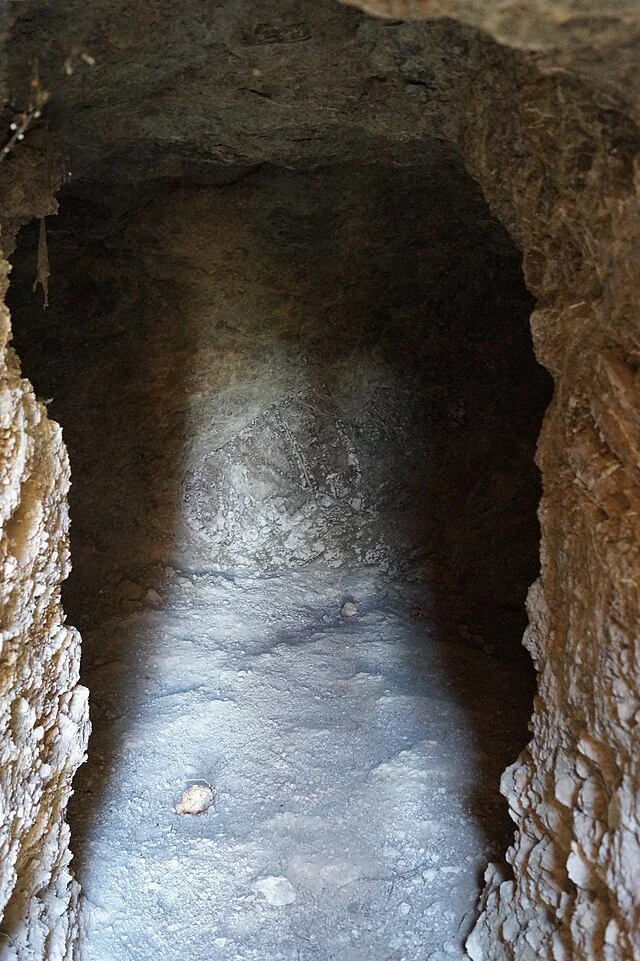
left=254, top=876, right=297, bottom=906
left=175, top=783, right=215, bottom=814
left=145, top=589, right=163, bottom=606
left=341, top=601, right=358, bottom=617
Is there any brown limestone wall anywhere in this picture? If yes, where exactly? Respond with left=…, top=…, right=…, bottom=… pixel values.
left=451, top=52, right=640, bottom=961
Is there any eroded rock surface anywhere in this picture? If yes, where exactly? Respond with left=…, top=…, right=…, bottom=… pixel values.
left=342, top=0, right=640, bottom=119
left=1, top=0, right=640, bottom=959
left=0, top=250, right=89, bottom=957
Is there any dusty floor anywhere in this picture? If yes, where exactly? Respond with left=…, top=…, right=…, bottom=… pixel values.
left=70, top=567, right=531, bottom=961
left=7, top=162, right=551, bottom=960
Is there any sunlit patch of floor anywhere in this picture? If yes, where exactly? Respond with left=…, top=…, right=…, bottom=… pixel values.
left=72, top=568, right=528, bottom=961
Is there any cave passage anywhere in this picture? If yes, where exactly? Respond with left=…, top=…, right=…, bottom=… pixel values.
left=9, top=157, right=552, bottom=961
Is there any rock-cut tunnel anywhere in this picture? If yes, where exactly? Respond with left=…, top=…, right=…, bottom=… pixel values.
left=6, top=155, right=552, bottom=960
left=2, top=0, right=640, bottom=958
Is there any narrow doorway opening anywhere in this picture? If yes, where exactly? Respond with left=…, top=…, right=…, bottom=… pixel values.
left=8, top=155, right=552, bottom=960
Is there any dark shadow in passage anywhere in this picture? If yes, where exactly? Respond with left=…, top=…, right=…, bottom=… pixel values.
left=7, top=185, right=197, bottom=878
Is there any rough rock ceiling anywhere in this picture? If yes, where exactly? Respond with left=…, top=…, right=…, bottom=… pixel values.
left=344, top=0, right=640, bottom=115
left=5, top=0, right=640, bottom=191
left=5, top=0, right=532, bottom=182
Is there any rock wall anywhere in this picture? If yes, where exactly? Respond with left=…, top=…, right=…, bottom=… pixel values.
left=453, top=42, right=639, bottom=961
left=342, top=0, right=640, bottom=119
left=0, top=125, right=90, bottom=961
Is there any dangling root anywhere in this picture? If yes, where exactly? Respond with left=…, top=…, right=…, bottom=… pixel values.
left=33, top=217, right=50, bottom=308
